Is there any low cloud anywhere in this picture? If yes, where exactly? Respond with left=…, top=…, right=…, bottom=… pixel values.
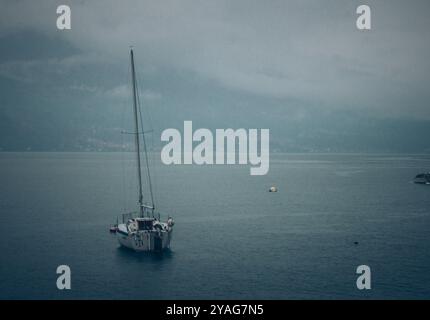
left=1, top=0, right=430, bottom=118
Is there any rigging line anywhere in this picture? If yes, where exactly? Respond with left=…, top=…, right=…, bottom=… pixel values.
left=135, top=67, right=155, bottom=132
left=127, top=59, right=136, bottom=214
left=135, top=68, right=158, bottom=215
left=140, top=114, right=155, bottom=215
left=130, top=49, right=144, bottom=217
left=120, top=58, right=131, bottom=215
left=136, top=70, right=158, bottom=218
left=121, top=102, right=126, bottom=214
left=135, top=75, right=156, bottom=215
left=150, top=120, right=158, bottom=215
left=121, top=130, right=154, bottom=135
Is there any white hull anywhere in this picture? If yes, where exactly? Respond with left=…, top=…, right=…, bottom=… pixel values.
left=117, top=224, right=172, bottom=252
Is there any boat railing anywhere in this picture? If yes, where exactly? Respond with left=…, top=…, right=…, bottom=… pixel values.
left=118, top=211, right=140, bottom=224
left=117, top=210, right=162, bottom=225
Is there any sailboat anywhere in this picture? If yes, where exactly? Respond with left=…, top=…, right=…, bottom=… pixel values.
left=116, top=48, right=174, bottom=252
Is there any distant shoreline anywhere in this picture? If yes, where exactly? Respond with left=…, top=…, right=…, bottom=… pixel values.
left=1, top=151, right=430, bottom=156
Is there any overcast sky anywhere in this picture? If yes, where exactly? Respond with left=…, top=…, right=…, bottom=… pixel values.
left=1, top=0, right=430, bottom=152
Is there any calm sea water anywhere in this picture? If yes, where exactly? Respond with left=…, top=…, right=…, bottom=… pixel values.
left=0, top=152, right=429, bottom=299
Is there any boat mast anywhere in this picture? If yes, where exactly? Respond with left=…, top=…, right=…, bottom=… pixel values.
left=129, top=48, right=156, bottom=217
left=130, top=48, right=144, bottom=217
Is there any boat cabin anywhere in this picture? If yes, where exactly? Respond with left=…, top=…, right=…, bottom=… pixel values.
left=136, top=217, right=156, bottom=231
left=128, top=217, right=156, bottom=232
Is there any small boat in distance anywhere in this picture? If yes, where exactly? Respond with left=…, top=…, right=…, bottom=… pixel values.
left=269, top=186, right=278, bottom=192
left=413, top=172, right=430, bottom=185
left=115, top=48, right=174, bottom=252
